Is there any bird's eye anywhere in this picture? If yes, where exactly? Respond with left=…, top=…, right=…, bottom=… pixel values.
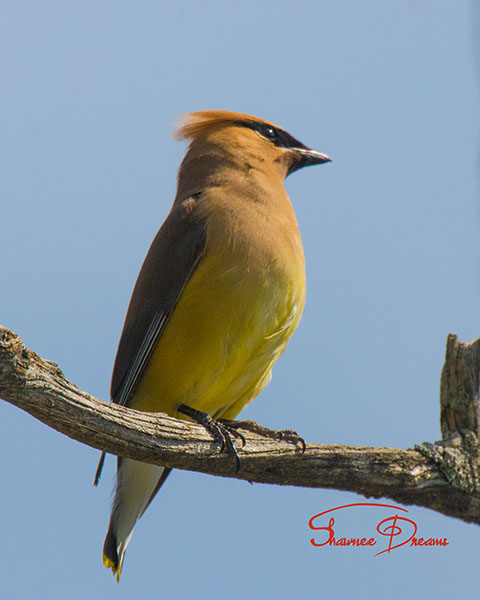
left=247, top=121, right=283, bottom=144
left=263, top=126, right=277, bottom=140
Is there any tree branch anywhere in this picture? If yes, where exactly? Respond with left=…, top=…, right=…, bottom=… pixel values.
left=1, top=325, right=480, bottom=525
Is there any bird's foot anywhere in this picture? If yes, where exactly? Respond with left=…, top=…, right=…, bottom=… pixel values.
left=177, top=404, right=243, bottom=472
left=218, top=419, right=306, bottom=453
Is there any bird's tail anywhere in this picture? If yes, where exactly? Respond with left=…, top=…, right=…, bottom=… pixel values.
left=103, top=458, right=170, bottom=581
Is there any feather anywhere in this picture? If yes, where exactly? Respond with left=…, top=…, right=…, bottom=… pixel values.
left=173, top=110, right=278, bottom=141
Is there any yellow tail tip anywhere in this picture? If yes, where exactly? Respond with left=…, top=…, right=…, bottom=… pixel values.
left=103, top=553, right=122, bottom=582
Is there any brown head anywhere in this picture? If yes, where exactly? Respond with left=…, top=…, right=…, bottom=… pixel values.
left=174, top=111, right=331, bottom=196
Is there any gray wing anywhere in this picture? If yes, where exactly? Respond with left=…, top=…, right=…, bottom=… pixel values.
left=111, top=196, right=206, bottom=406
left=94, top=196, right=206, bottom=485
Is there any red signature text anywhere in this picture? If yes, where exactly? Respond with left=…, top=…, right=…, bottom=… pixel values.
left=309, top=503, right=449, bottom=554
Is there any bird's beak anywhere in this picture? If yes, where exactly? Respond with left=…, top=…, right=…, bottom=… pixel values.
left=293, top=147, right=332, bottom=166
left=286, top=147, right=332, bottom=176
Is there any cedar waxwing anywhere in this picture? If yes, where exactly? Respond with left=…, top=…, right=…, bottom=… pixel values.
left=97, top=110, right=331, bottom=580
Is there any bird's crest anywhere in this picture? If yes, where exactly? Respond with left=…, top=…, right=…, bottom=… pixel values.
left=174, top=110, right=275, bottom=141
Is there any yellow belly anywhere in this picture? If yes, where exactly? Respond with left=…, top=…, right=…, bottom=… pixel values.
left=132, top=240, right=305, bottom=420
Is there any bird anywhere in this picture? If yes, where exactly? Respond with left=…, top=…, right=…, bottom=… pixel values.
left=97, top=110, right=331, bottom=580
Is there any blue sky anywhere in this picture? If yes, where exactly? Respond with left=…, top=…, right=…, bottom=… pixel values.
left=1, top=1, right=479, bottom=598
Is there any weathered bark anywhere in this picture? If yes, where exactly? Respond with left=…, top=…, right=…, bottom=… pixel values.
left=1, top=325, right=480, bottom=525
